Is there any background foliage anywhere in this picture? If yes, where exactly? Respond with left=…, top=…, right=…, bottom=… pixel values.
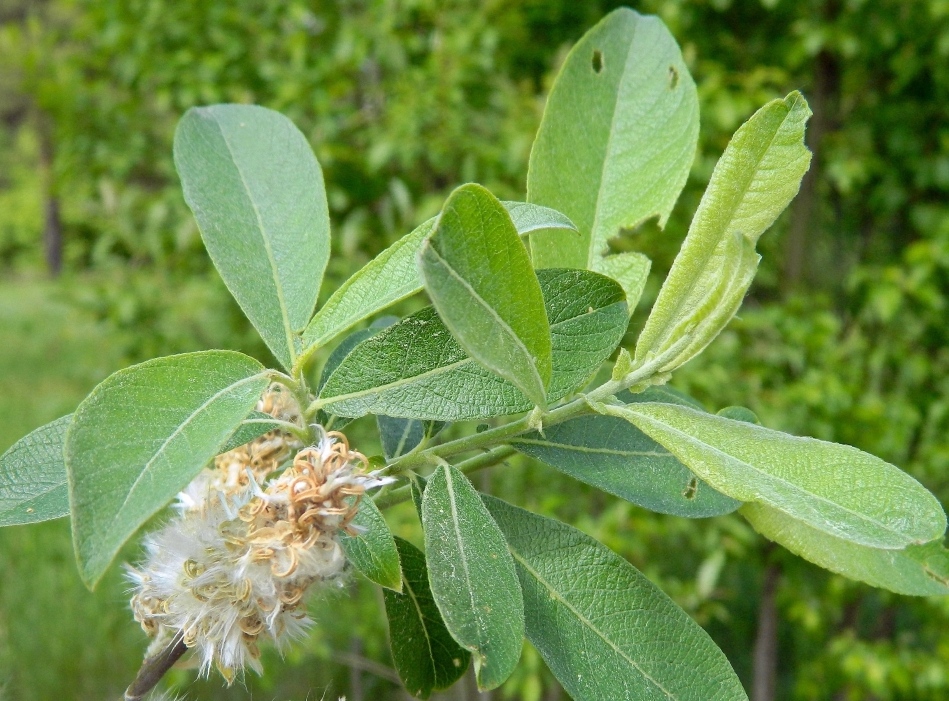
left=1, top=0, right=948, bottom=699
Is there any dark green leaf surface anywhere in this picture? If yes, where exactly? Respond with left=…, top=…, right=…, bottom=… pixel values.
left=384, top=537, right=471, bottom=698
left=340, top=497, right=402, bottom=591
left=66, top=351, right=268, bottom=588
left=743, top=502, right=949, bottom=596
left=175, top=104, right=330, bottom=369
left=528, top=8, right=699, bottom=270
left=409, top=473, right=428, bottom=522
left=422, top=466, right=523, bottom=690
left=0, top=415, right=71, bottom=526
left=420, top=184, right=551, bottom=407
left=217, top=411, right=282, bottom=454
left=378, top=416, right=427, bottom=460
left=635, top=93, right=812, bottom=373
left=511, top=413, right=739, bottom=517
left=302, top=202, right=577, bottom=352
left=601, top=402, right=947, bottom=549
left=319, top=269, right=627, bottom=420
left=483, top=497, right=747, bottom=701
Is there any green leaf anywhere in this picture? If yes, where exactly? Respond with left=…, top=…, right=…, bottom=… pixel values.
left=217, top=411, right=282, bottom=455
left=409, top=473, right=427, bottom=522
left=422, top=465, right=523, bottom=690
left=0, top=415, right=71, bottom=526
left=716, top=406, right=760, bottom=424
left=592, top=252, right=650, bottom=314
left=315, top=327, right=376, bottom=430
left=511, top=413, right=740, bottom=518
left=598, top=402, right=947, bottom=549
left=620, top=384, right=706, bottom=410
left=340, top=497, right=402, bottom=592
left=528, top=8, right=699, bottom=270
left=319, top=269, right=627, bottom=420
left=66, top=351, right=269, bottom=588
left=483, top=496, right=747, bottom=701
left=634, top=93, right=812, bottom=372
left=377, top=416, right=445, bottom=461
left=302, top=202, right=577, bottom=352
left=174, top=104, right=330, bottom=370
left=743, top=502, right=949, bottom=597
left=420, top=184, right=552, bottom=407
left=383, top=537, right=471, bottom=698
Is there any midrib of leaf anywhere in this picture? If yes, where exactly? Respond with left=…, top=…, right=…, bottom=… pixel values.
left=443, top=467, right=487, bottom=657
left=103, top=372, right=267, bottom=539
left=402, top=576, right=440, bottom=678
left=511, top=437, right=666, bottom=458
left=211, top=117, right=298, bottom=363
left=509, top=548, right=676, bottom=700
left=426, top=244, right=545, bottom=395
left=625, top=408, right=912, bottom=542
left=322, top=356, right=472, bottom=406
left=648, top=106, right=792, bottom=340
left=393, top=421, right=415, bottom=457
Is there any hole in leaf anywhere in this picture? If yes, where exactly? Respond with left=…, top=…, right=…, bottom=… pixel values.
left=669, top=65, right=680, bottom=89
left=682, top=477, right=698, bottom=500
left=592, top=50, right=604, bottom=74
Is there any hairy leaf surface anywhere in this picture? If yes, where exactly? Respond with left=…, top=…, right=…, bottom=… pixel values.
left=422, top=465, right=523, bottom=689
left=528, top=8, right=698, bottom=271
left=66, top=351, right=268, bottom=588
left=601, top=402, right=947, bottom=548
left=175, top=105, right=330, bottom=370
left=0, top=415, right=71, bottom=526
left=484, top=497, right=747, bottom=701
left=340, top=497, right=402, bottom=591
left=383, top=537, right=471, bottom=698
left=319, top=269, right=627, bottom=420
left=635, top=93, right=812, bottom=372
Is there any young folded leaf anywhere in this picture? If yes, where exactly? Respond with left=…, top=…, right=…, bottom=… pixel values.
left=339, top=497, right=402, bottom=592
left=419, top=184, right=552, bottom=408
left=0, top=415, right=71, bottom=526
left=175, top=105, right=331, bottom=371
left=301, top=201, right=576, bottom=353
left=528, top=7, right=699, bottom=272
left=483, top=496, right=748, bottom=701
left=66, top=351, right=269, bottom=589
left=422, top=465, right=524, bottom=690
left=634, top=92, right=812, bottom=373
left=383, top=537, right=471, bottom=698
left=598, top=402, right=947, bottom=549
left=743, top=502, right=949, bottom=596
left=318, top=269, right=627, bottom=420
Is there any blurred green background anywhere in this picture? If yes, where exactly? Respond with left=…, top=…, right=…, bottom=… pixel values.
left=1, top=0, right=949, bottom=699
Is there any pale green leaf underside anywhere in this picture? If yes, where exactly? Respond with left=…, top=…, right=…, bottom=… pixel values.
left=635, top=92, right=812, bottom=372
left=602, top=402, right=947, bottom=549
left=0, top=415, right=71, bottom=526
left=512, top=412, right=739, bottom=518
left=743, top=502, right=949, bottom=597
left=383, top=537, right=471, bottom=698
left=66, top=351, right=269, bottom=588
left=528, top=7, right=699, bottom=270
left=302, top=201, right=577, bottom=352
left=175, top=104, right=330, bottom=370
left=592, top=252, right=651, bottom=315
left=340, top=497, right=402, bottom=592
left=484, top=496, right=747, bottom=701
left=319, top=269, right=627, bottom=420
left=423, top=466, right=523, bottom=690
left=420, top=184, right=552, bottom=407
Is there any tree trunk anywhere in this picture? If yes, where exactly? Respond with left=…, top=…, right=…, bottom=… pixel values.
left=36, top=108, right=62, bottom=276
left=752, top=555, right=781, bottom=701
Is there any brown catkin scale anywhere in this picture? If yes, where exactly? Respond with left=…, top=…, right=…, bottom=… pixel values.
left=126, top=389, right=392, bottom=682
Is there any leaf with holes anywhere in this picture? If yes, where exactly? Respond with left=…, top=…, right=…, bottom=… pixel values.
left=340, top=498, right=402, bottom=592
left=175, top=104, right=330, bottom=370
left=483, top=496, right=747, bottom=701
left=383, top=537, right=471, bottom=698
left=318, top=269, right=627, bottom=420
left=528, top=8, right=699, bottom=273
left=66, top=351, right=269, bottom=588
left=598, top=402, right=947, bottom=549
left=302, top=202, right=577, bottom=352
left=419, top=184, right=551, bottom=407
left=0, top=415, right=71, bottom=526
left=743, top=502, right=949, bottom=596
left=634, top=93, right=812, bottom=373
left=422, top=465, right=523, bottom=690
